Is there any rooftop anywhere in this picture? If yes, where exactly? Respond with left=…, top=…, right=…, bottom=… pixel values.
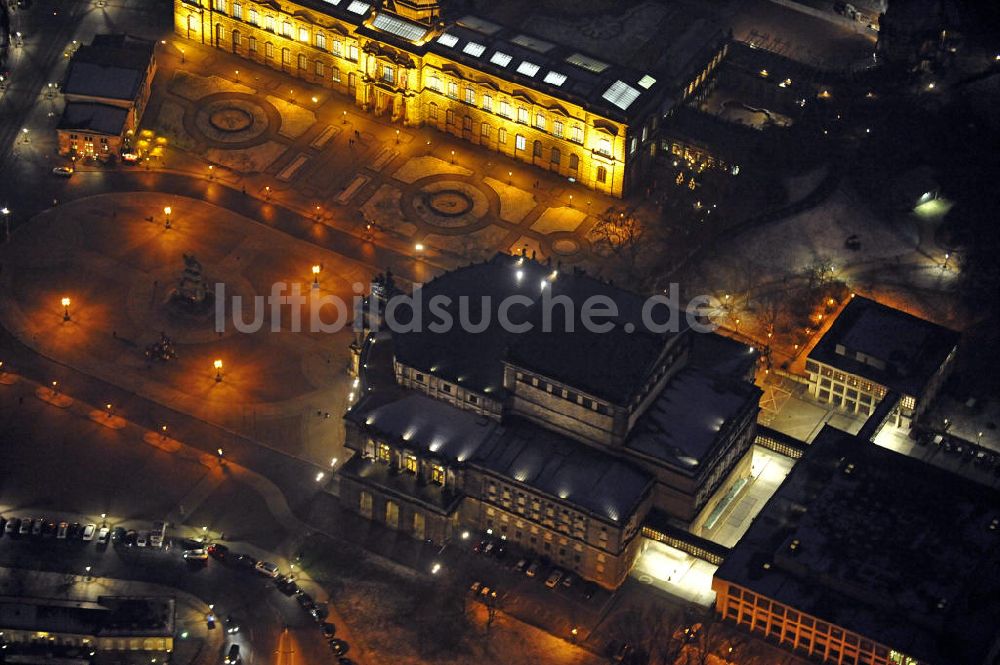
left=0, top=595, right=174, bottom=638
left=808, top=296, right=959, bottom=397
left=473, top=417, right=654, bottom=524
left=390, top=253, right=679, bottom=404
left=62, top=34, right=154, bottom=101
left=627, top=366, right=759, bottom=472
left=715, top=426, right=1000, bottom=664
left=57, top=102, right=129, bottom=136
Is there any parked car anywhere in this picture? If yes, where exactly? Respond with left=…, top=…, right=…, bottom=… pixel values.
left=27, top=518, right=41, bottom=536
left=82, top=524, right=97, bottom=541
left=329, top=639, right=349, bottom=657
left=136, top=532, right=148, bottom=547
left=42, top=521, right=57, bottom=538
left=582, top=582, right=599, bottom=600
left=111, top=526, right=127, bottom=544
left=525, top=560, right=541, bottom=577
left=254, top=560, right=280, bottom=578
left=183, top=548, right=209, bottom=561
left=469, top=580, right=482, bottom=595
left=51, top=166, right=74, bottom=177
left=513, top=558, right=528, bottom=573
left=296, top=592, right=315, bottom=611
left=96, top=526, right=110, bottom=545
left=275, top=575, right=299, bottom=596
left=56, top=522, right=69, bottom=539
left=5, top=518, right=20, bottom=536
left=208, top=543, right=229, bottom=561
left=321, top=622, right=336, bottom=639
left=68, top=523, right=82, bottom=540
left=544, top=569, right=564, bottom=588
left=224, top=643, right=241, bottom=664
left=124, top=530, right=138, bottom=547
left=225, top=616, right=240, bottom=634
left=233, top=554, right=257, bottom=570
left=561, top=572, right=576, bottom=589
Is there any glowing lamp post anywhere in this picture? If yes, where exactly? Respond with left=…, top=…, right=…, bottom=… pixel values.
left=163, top=206, right=172, bottom=229
left=213, top=359, right=223, bottom=383
left=61, top=297, right=71, bottom=321
left=312, top=264, right=321, bottom=288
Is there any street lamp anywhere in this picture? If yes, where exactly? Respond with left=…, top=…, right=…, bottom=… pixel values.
left=507, top=170, right=512, bottom=185
left=207, top=165, right=215, bottom=179
left=21, top=128, right=29, bottom=144
left=264, top=185, right=271, bottom=200
left=105, top=403, right=113, bottom=418
left=342, top=110, right=348, bottom=124
left=163, top=206, right=172, bottom=229
left=312, top=264, right=321, bottom=288
left=395, top=129, right=400, bottom=144
left=450, top=149, right=455, bottom=164
left=213, top=359, right=223, bottom=382
left=234, top=69, right=239, bottom=82
left=1, top=207, right=10, bottom=243
left=61, top=297, right=71, bottom=321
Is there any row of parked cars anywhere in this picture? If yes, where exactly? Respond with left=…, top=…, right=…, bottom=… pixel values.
left=194, top=544, right=356, bottom=665
left=916, top=430, right=1000, bottom=474
left=471, top=536, right=600, bottom=600
left=2, top=516, right=109, bottom=544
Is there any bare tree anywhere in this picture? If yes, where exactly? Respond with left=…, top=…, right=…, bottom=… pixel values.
left=590, top=205, right=646, bottom=279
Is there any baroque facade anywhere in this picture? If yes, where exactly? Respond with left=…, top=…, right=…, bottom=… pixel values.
left=172, top=0, right=728, bottom=196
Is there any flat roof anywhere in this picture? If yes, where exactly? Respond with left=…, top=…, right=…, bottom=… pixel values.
left=715, top=426, right=1000, bottom=664
left=62, top=35, right=153, bottom=101
left=57, top=102, right=129, bottom=136
left=627, top=367, right=759, bottom=471
left=808, top=296, right=959, bottom=396
left=391, top=253, right=680, bottom=404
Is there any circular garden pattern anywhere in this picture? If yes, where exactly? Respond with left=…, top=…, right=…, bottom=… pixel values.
left=192, top=96, right=273, bottom=146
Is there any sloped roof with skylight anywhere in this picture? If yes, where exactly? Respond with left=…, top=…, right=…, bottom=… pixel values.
left=602, top=80, right=642, bottom=110
left=638, top=74, right=657, bottom=89
left=489, top=51, right=512, bottom=67
left=372, top=12, right=428, bottom=43
left=437, top=33, right=458, bottom=47
left=543, top=71, right=567, bottom=86
left=510, top=34, right=555, bottom=53
left=456, top=15, right=502, bottom=35
left=565, top=52, right=610, bottom=73
left=516, top=60, right=540, bottom=77
left=346, top=0, right=370, bottom=15
left=462, top=41, right=486, bottom=57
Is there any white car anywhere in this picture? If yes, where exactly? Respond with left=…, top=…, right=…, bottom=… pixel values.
left=137, top=532, right=148, bottom=547
left=96, top=526, right=110, bottom=545
left=255, top=561, right=280, bottom=578
left=4, top=519, right=18, bottom=535
left=82, top=524, right=96, bottom=541
left=183, top=548, right=208, bottom=561
left=544, top=569, right=563, bottom=588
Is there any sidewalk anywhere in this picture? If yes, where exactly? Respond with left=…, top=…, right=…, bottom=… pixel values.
left=0, top=565, right=222, bottom=665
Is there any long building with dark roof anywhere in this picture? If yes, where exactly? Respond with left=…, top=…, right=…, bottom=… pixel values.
left=341, top=254, right=761, bottom=588
left=173, top=0, right=729, bottom=196
left=713, top=425, right=1000, bottom=665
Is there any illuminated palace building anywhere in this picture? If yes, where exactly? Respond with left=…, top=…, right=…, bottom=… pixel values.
left=172, top=0, right=728, bottom=196
left=341, top=255, right=761, bottom=589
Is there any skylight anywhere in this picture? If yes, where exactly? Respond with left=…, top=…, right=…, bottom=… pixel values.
left=437, top=33, right=458, bottom=47
left=543, top=71, right=567, bottom=86
left=489, top=51, right=512, bottom=67
left=516, top=60, right=540, bottom=77
left=510, top=34, right=555, bottom=53
left=462, top=41, right=486, bottom=57
left=638, top=74, right=656, bottom=89
left=565, top=52, right=609, bottom=74
left=322, top=0, right=343, bottom=5
left=602, top=80, right=642, bottom=110
left=456, top=15, right=502, bottom=35
left=346, top=0, right=370, bottom=15
left=372, top=12, right=428, bottom=42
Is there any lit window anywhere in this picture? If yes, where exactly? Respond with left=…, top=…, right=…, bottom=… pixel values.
left=333, top=40, right=343, bottom=57
left=498, top=127, right=507, bottom=144
left=517, top=107, right=528, bottom=123
left=428, top=74, right=441, bottom=92
left=516, top=61, right=540, bottom=77
left=570, top=125, right=583, bottom=143
left=596, top=137, right=611, bottom=156
left=482, top=94, right=492, bottom=112
left=377, top=442, right=391, bottom=463
left=315, top=60, right=325, bottom=76
left=431, top=465, right=445, bottom=485
left=463, top=41, right=486, bottom=57
left=480, top=123, right=490, bottom=139
left=282, top=21, right=292, bottom=38
left=534, top=113, right=546, bottom=130
left=383, top=64, right=394, bottom=84
left=464, top=87, right=475, bottom=104
left=315, top=33, right=327, bottom=50
left=213, top=0, right=226, bottom=12
left=331, top=67, right=341, bottom=83
left=499, top=100, right=511, bottom=118
left=265, top=16, right=275, bottom=32
left=347, top=43, right=358, bottom=61
left=515, top=134, right=526, bottom=151
left=248, top=8, right=258, bottom=25
left=490, top=51, right=512, bottom=67
left=543, top=71, right=566, bottom=86
left=299, top=27, right=309, bottom=42
left=447, top=81, right=458, bottom=98
left=404, top=454, right=418, bottom=474
left=232, top=1, right=242, bottom=18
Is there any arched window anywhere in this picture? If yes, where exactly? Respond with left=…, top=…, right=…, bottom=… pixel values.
left=596, top=166, right=608, bottom=183
left=550, top=147, right=561, bottom=164
left=569, top=153, right=579, bottom=171
left=533, top=140, right=543, bottom=158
